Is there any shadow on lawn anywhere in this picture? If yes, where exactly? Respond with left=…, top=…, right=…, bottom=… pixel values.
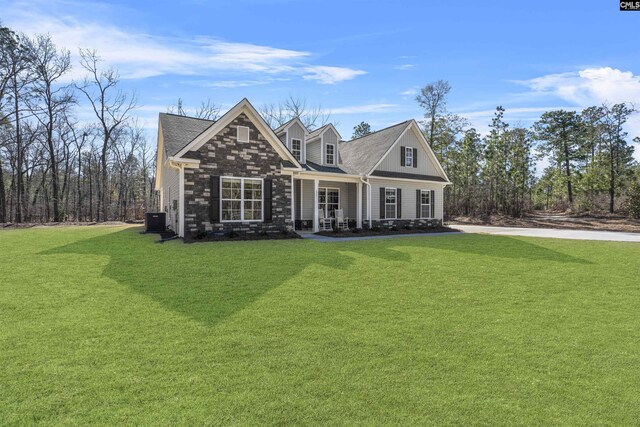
left=390, top=232, right=592, bottom=264
left=42, top=227, right=364, bottom=327
left=41, top=228, right=589, bottom=327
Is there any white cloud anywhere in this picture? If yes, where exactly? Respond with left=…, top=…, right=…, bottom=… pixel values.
left=394, top=64, right=415, bottom=71
left=302, top=66, right=366, bottom=85
left=400, top=87, right=418, bottom=97
left=327, top=103, right=398, bottom=115
left=2, top=1, right=365, bottom=84
left=514, top=67, right=640, bottom=106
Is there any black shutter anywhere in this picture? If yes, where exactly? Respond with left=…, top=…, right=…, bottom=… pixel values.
left=430, top=190, right=435, bottom=218
left=416, top=189, right=421, bottom=218
left=264, top=178, right=273, bottom=222
left=413, top=148, right=418, bottom=168
left=397, top=188, right=402, bottom=219
left=379, top=187, right=386, bottom=219
left=400, top=146, right=406, bottom=167
left=210, top=176, right=220, bottom=223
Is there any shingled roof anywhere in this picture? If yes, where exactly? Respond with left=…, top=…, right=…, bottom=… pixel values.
left=159, top=113, right=214, bottom=157
left=338, top=120, right=410, bottom=175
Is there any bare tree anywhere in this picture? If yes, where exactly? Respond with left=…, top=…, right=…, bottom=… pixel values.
left=259, top=95, right=331, bottom=130
left=168, top=97, right=221, bottom=120
left=5, top=32, right=34, bottom=222
left=416, top=80, right=451, bottom=147
left=29, top=34, right=74, bottom=221
left=76, top=49, right=136, bottom=221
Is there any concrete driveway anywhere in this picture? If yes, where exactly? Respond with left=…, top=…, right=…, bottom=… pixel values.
left=454, top=224, right=640, bottom=243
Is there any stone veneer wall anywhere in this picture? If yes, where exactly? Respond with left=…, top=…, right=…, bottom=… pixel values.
left=368, top=218, right=442, bottom=229
left=182, top=113, right=292, bottom=237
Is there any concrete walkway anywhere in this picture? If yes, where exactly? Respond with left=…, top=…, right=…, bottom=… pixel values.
left=454, top=224, right=640, bottom=243
left=298, top=231, right=462, bottom=242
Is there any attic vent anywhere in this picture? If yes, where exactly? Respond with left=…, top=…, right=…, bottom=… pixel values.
left=237, top=126, right=249, bottom=142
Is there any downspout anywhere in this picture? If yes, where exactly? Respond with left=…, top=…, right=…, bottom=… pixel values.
left=360, top=176, right=371, bottom=227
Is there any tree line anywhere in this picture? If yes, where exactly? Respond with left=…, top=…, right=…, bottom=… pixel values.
left=0, top=24, right=155, bottom=224
left=412, top=80, right=640, bottom=218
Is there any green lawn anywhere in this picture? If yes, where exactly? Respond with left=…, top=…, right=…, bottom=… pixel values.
left=1, top=226, right=639, bottom=425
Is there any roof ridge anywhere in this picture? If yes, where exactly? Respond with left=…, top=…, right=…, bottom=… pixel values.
left=160, top=112, right=216, bottom=122
left=343, top=120, right=411, bottom=143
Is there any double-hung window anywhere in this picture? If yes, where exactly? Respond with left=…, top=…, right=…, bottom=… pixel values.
left=291, top=138, right=302, bottom=161
left=405, top=147, right=413, bottom=167
left=319, top=188, right=339, bottom=218
left=325, top=144, right=335, bottom=165
left=221, top=177, right=263, bottom=221
left=420, top=190, right=431, bottom=218
left=385, top=188, right=397, bottom=219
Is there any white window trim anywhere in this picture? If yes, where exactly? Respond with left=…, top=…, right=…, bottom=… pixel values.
left=420, top=189, right=432, bottom=219
left=237, top=126, right=250, bottom=142
left=385, top=187, right=397, bottom=220
left=405, top=147, right=413, bottom=167
left=291, top=138, right=302, bottom=161
left=220, top=176, right=264, bottom=223
left=318, top=187, right=340, bottom=218
left=325, top=143, right=335, bottom=165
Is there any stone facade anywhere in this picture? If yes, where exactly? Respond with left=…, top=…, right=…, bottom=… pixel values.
left=182, top=113, right=292, bottom=237
left=368, top=218, right=442, bottom=229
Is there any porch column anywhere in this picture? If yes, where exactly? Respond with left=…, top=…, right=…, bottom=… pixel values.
left=367, top=181, right=372, bottom=225
left=357, top=182, right=363, bottom=228
left=290, top=176, right=295, bottom=230
left=313, top=178, right=319, bottom=232
left=178, top=164, right=185, bottom=237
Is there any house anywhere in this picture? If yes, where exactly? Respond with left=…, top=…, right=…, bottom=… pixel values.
left=155, top=98, right=449, bottom=238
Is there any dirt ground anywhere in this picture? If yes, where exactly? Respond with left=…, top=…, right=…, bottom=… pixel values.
left=449, top=211, right=640, bottom=233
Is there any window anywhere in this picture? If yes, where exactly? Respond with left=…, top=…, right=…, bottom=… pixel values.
left=237, top=126, right=249, bottom=142
left=385, top=188, right=397, bottom=219
left=325, top=143, right=335, bottom=165
left=221, top=177, right=262, bottom=221
left=405, top=147, right=413, bottom=167
left=420, top=190, right=431, bottom=218
left=319, top=188, right=339, bottom=218
left=291, top=138, right=302, bottom=161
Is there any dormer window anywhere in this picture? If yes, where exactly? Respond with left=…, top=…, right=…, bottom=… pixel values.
left=291, top=138, right=302, bottom=161
left=237, top=126, right=249, bottom=142
left=325, top=143, right=335, bottom=165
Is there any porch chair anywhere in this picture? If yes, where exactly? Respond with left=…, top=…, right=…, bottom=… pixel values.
left=335, top=209, right=349, bottom=231
left=319, top=209, right=333, bottom=231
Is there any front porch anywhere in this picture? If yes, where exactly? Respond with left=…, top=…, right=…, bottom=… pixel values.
left=291, top=177, right=367, bottom=232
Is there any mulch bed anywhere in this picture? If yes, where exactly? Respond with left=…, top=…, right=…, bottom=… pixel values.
left=184, top=231, right=302, bottom=243
left=316, top=226, right=460, bottom=238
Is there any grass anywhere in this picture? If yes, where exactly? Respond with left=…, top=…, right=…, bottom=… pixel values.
left=1, top=225, right=639, bottom=425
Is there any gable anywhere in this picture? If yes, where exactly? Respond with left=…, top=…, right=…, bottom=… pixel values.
left=374, top=124, right=442, bottom=177
left=287, top=121, right=306, bottom=146
left=183, top=113, right=286, bottom=171
left=174, top=98, right=301, bottom=168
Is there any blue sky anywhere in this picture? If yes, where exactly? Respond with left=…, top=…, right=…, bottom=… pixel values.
left=3, top=0, right=640, bottom=157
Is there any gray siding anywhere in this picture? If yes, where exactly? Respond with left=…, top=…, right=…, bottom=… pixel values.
left=322, top=128, right=339, bottom=166
left=375, top=127, right=441, bottom=177
left=161, top=163, right=179, bottom=231
left=287, top=121, right=306, bottom=163
left=307, top=140, right=321, bottom=164
left=369, top=178, right=444, bottom=221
